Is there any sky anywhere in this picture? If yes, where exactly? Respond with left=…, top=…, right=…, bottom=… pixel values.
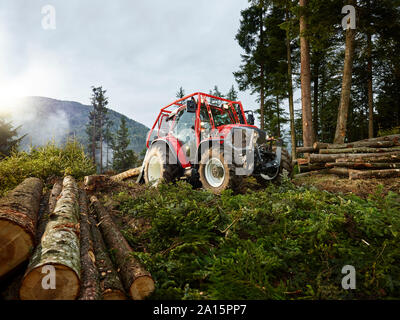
left=0, top=0, right=291, bottom=128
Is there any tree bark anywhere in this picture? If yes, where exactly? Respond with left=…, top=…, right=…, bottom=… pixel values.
left=20, top=176, right=81, bottom=300
left=299, top=0, right=314, bottom=147
left=313, top=142, right=329, bottom=150
left=309, top=151, right=400, bottom=163
left=328, top=167, right=352, bottom=177
left=296, top=147, right=315, bottom=154
left=335, top=153, right=400, bottom=163
left=313, top=59, right=319, bottom=141
left=319, top=146, right=400, bottom=154
left=0, top=178, right=43, bottom=278
left=78, top=190, right=101, bottom=301
left=111, top=167, right=142, bottom=182
left=36, top=180, right=62, bottom=244
left=90, top=196, right=154, bottom=300
left=321, top=140, right=397, bottom=150
left=299, top=163, right=326, bottom=173
left=334, top=0, right=356, bottom=144
left=326, top=162, right=400, bottom=169
left=286, top=5, right=297, bottom=159
left=349, top=169, right=400, bottom=180
left=358, top=134, right=400, bottom=143
left=89, top=214, right=126, bottom=300
left=367, top=0, right=374, bottom=139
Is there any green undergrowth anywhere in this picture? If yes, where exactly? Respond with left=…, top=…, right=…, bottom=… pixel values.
left=0, top=140, right=95, bottom=196
left=114, top=179, right=400, bottom=300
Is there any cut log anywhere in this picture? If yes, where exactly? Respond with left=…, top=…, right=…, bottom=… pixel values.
left=90, top=196, right=154, bottom=300
left=36, top=180, right=63, bottom=244
left=319, top=146, right=400, bottom=154
left=296, top=158, right=309, bottom=166
left=357, top=134, right=400, bottom=144
left=308, top=151, right=400, bottom=163
left=323, top=140, right=397, bottom=150
left=0, top=178, right=43, bottom=278
left=84, top=175, right=109, bottom=192
left=313, top=142, right=329, bottom=150
left=89, top=214, right=126, bottom=300
left=336, top=154, right=400, bottom=163
left=328, top=167, right=354, bottom=177
left=78, top=190, right=101, bottom=300
left=20, top=176, right=81, bottom=300
left=349, top=169, right=400, bottom=180
left=296, top=147, right=315, bottom=154
left=111, top=167, right=142, bottom=182
left=326, top=162, right=400, bottom=169
left=294, top=169, right=329, bottom=178
left=299, top=164, right=326, bottom=173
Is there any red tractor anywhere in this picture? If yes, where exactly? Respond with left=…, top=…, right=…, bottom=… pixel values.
left=137, top=92, right=292, bottom=194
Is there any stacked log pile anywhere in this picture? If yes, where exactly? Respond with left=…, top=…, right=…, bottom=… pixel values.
left=0, top=176, right=154, bottom=300
left=295, top=134, right=400, bottom=179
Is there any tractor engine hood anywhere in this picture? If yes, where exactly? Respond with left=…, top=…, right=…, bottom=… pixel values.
left=216, top=124, right=267, bottom=147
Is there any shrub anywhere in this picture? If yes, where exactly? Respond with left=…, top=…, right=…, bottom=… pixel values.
left=0, top=139, right=95, bottom=195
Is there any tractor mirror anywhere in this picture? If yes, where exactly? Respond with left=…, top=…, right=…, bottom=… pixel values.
left=187, top=100, right=197, bottom=113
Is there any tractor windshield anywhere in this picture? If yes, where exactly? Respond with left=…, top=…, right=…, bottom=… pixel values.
left=211, top=106, right=238, bottom=127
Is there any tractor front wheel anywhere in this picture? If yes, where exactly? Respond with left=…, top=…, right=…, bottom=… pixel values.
left=199, top=148, right=243, bottom=194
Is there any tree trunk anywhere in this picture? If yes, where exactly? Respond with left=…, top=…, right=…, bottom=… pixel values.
left=259, top=2, right=265, bottom=131
left=328, top=167, right=352, bottom=177
left=334, top=0, right=356, bottom=144
left=111, top=167, right=142, bottom=182
left=36, top=180, right=62, bottom=244
left=78, top=190, right=102, bottom=301
left=313, top=142, right=329, bottom=150
left=0, top=178, right=43, bottom=277
left=286, top=5, right=297, bottom=158
left=321, top=140, right=397, bottom=150
left=299, top=0, right=314, bottom=147
left=319, top=146, right=400, bottom=154
left=349, top=169, right=400, bottom=180
left=335, top=153, right=400, bottom=163
left=326, top=162, right=400, bottom=169
left=313, top=59, right=319, bottom=141
left=20, top=176, right=81, bottom=300
left=276, top=95, right=281, bottom=137
left=296, top=147, right=315, bottom=154
left=309, top=151, right=400, bottom=163
left=367, top=0, right=374, bottom=139
left=90, top=196, right=154, bottom=300
left=89, top=214, right=126, bottom=300
left=299, top=163, right=326, bottom=173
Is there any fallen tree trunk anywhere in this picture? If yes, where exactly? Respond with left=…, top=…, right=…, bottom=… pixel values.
left=313, top=142, right=329, bottom=150
left=36, top=180, right=63, bottom=244
left=84, top=175, right=109, bottom=192
left=326, top=162, right=400, bottom=169
left=328, top=167, right=355, bottom=177
left=319, top=146, right=400, bottom=154
left=20, top=176, right=81, bottom=300
left=357, top=134, right=400, bottom=144
left=78, top=190, right=101, bottom=301
left=0, top=178, right=43, bottom=278
left=296, top=158, right=309, bottom=166
left=90, top=196, right=154, bottom=300
left=308, top=151, right=400, bottom=163
left=322, top=140, right=397, bottom=150
left=89, top=214, right=126, bottom=300
left=111, top=167, right=142, bottom=182
left=349, top=169, right=400, bottom=180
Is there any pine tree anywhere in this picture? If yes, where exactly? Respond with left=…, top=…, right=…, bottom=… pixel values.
left=226, top=85, right=238, bottom=101
left=86, top=86, right=109, bottom=173
left=111, top=117, right=138, bottom=172
left=176, top=87, right=186, bottom=99
left=0, top=118, right=25, bottom=159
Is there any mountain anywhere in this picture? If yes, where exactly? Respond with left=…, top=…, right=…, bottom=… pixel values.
left=9, top=97, right=149, bottom=154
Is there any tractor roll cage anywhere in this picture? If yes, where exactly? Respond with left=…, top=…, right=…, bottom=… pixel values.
left=147, top=92, right=249, bottom=148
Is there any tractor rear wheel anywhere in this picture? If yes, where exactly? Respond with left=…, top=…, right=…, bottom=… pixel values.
left=199, top=147, right=243, bottom=194
left=143, top=144, right=180, bottom=186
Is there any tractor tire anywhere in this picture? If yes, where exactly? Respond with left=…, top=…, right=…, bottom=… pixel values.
left=199, top=147, right=243, bottom=194
left=256, top=147, right=292, bottom=186
left=143, top=144, right=180, bottom=186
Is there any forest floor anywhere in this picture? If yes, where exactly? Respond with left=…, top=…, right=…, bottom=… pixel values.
left=293, top=174, right=400, bottom=198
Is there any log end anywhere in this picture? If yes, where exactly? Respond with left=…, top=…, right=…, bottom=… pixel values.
left=19, top=264, right=80, bottom=300
left=129, top=275, right=155, bottom=300
left=0, top=219, right=33, bottom=277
